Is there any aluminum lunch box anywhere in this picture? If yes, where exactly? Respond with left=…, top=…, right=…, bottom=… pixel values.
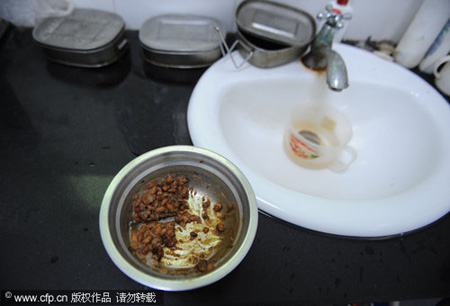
left=33, top=9, right=128, bottom=68
left=234, top=0, right=316, bottom=68
left=236, top=28, right=305, bottom=68
left=139, top=14, right=226, bottom=69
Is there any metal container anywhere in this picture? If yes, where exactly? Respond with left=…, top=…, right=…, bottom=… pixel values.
left=236, top=28, right=308, bottom=68
left=32, top=9, right=128, bottom=68
left=233, top=0, right=316, bottom=68
left=99, top=146, right=258, bottom=291
left=139, top=15, right=225, bottom=68
left=236, top=0, right=316, bottom=46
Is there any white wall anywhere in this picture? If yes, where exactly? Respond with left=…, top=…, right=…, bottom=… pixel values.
left=73, top=0, right=425, bottom=42
left=0, top=0, right=425, bottom=42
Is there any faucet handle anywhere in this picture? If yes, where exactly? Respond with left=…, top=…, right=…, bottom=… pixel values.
left=335, top=13, right=352, bottom=29
left=317, top=4, right=334, bottom=21
left=317, top=4, right=352, bottom=29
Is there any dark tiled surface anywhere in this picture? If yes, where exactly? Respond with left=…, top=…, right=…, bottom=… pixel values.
left=1, top=27, right=449, bottom=305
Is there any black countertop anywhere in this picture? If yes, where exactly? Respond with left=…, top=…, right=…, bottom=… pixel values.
left=1, top=27, right=450, bottom=306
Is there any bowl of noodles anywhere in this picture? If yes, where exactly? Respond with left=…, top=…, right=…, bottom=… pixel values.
left=99, top=145, right=258, bottom=291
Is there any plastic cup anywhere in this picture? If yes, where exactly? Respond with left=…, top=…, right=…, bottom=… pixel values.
left=284, top=103, right=356, bottom=172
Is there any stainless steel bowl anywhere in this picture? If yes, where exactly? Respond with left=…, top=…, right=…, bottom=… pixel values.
left=99, top=145, right=258, bottom=291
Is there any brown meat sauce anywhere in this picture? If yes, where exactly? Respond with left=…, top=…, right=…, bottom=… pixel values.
left=129, top=174, right=238, bottom=275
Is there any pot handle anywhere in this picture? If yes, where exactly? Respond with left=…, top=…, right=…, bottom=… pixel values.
left=215, top=26, right=253, bottom=69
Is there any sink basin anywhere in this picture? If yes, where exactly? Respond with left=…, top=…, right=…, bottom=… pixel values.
left=187, top=43, right=450, bottom=237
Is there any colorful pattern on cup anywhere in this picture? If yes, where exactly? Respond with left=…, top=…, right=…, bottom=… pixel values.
left=289, top=131, right=319, bottom=159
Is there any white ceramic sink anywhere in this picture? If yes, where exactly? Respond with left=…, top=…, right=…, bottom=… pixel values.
left=187, top=44, right=450, bottom=237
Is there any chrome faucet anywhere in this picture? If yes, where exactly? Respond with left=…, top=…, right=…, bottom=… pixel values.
left=302, top=5, right=351, bottom=91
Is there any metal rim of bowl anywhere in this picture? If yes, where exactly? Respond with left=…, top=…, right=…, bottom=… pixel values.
left=99, top=145, right=258, bottom=291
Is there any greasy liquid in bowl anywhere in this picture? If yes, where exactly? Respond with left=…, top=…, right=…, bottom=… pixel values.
left=128, top=174, right=239, bottom=276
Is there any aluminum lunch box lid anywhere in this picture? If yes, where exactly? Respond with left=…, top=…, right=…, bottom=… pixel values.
left=236, top=0, right=316, bottom=47
left=33, top=8, right=125, bottom=50
left=139, top=14, right=225, bottom=53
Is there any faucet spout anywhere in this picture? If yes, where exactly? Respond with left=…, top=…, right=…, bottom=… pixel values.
left=301, top=5, right=351, bottom=91
left=302, top=47, right=349, bottom=92
left=323, top=48, right=349, bottom=91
